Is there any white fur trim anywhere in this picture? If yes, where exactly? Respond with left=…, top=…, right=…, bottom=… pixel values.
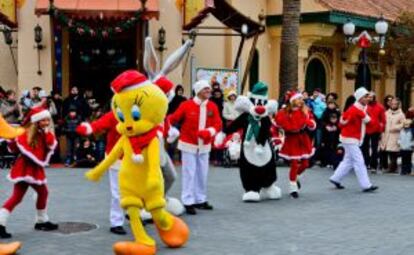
left=167, top=127, right=180, bottom=144
left=214, top=132, right=226, bottom=147
left=278, top=148, right=315, bottom=160
left=198, top=100, right=207, bottom=145
left=82, top=122, right=93, bottom=135
left=132, top=154, right=144, bottom=163
left=7, top=175, right=47, bottom=185
left=289, top=93, right=303, bottom=103
left=207, top=128, right=216, bottom=136
left=177, top=140, right=211, bottom=154
left=31, top=110, right=51, bottom=123
left=36, top=209, right=49, bottom=223
left=0, top=208, right=10, bottom=226
left=242, top=191, right=261, bottom=202
left=16, top=138, right=56, bottom=168
left=363, top=115, right=371, bottom=124
left=115, top=80, right=153, bottom=93
left=307, top=120, right=317, bottom=131
left=289, top=181, right=299, bottom=193
left=165, top=197, right=185, bottom=216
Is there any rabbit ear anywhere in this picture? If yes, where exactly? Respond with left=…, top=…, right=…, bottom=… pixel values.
left=143, top=37, right=159, bottom=80
left=159, top=39, right=193, bottom=77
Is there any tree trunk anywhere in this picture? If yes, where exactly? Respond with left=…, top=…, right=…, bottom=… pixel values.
left=279, top=0, right=301, bottom=99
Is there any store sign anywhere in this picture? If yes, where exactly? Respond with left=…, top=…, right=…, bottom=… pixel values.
left=0, top=0, right=17, bottom=27
left=183, top=0, right=214, bottom=29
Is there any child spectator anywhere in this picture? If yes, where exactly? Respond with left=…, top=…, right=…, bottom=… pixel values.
left=63, top=106, right=81, bottom=166
left=74, top=138, right=97, bottom=168
left=0, top=90, right=20, bottom=124
left=398, top=119, right=414, bottom=175
left=321, top=113, right=340, bottom=168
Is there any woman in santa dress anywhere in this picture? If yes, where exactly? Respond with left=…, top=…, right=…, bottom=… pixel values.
left=0, top=106, right=59, bottom=239
left=275, top=91, right=316, bottom=198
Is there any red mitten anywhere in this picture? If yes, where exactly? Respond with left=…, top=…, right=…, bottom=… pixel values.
left=198, top=129, right=213, bottom=144
left=76, top=123, right=92, bottom=136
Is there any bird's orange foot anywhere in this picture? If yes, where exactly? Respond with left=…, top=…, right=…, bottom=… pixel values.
left=0, top=241, right=22, bottom=255
left=113, top=241, right=156, bottom=255
left=156, top=216, right=190, bottom=248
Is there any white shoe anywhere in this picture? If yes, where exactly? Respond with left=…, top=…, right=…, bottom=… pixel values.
left=165, top=197, right=185, bottom=216
left=260, top=184, right=282, bottom=200
left=242, top=191, right=261, bottom=202
left=140, top=210, right=152, bottom=221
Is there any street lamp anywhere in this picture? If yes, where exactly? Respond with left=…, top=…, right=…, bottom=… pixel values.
left=157, top=27, right=167, bottom=63
left=343, top=16, right=389, bottom=88
left=2, top=28, right=13, bottom=45
left=34, top=24, right=45, bottom=75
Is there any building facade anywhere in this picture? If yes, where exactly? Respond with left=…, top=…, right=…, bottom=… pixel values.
left=0, top=0, right=413, bottom=109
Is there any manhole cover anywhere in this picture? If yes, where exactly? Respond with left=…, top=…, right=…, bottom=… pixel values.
left=56, top=222, right=98, bottom=235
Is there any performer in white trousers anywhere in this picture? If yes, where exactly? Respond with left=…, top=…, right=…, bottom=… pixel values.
left=168, top=80, right=222, bottom=215
left=109, top=162, right=124, bottom=230
left=329, top=87, right=378, bottom=192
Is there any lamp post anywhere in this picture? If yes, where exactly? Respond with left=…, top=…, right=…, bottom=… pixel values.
left=1, top=26, right=18, bottom=74
left=34, top=24, right=45, bottom=75
left=157, top=27, right=167, bottom=63
left=343, top=16, right=389, bottom=88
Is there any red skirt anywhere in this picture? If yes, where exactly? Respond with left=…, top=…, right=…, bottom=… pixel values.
left=8, top=157, right=47, bottom=185
left=279, top=132, right=315, bottom=160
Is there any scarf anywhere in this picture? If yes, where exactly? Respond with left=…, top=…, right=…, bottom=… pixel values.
left=128, top=127, right=159, bottom=163
left=246, top=115, right=261, bottom=142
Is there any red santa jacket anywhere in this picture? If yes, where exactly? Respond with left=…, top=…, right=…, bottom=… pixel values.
left=339, top=102, right=371, bottom=145
left=8, top=131, right=57, bottom=185
left=168, top=97, right=222, bottom=154
left=366, top=102, right=386, bottom=134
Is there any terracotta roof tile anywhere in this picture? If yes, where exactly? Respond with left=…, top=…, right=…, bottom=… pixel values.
left=317, top=0, right=414, bottom=21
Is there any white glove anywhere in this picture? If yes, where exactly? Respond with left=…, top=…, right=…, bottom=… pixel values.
left=214, top=132, right=226, bottom=147
left=167, top=127, right=180, bottom=144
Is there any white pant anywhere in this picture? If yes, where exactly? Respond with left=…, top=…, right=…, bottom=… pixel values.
left=109, top=163, right=124, bottom=227
left=181, top=152, right=209, bottom=206
left=330, top=143, right=372, bottom=189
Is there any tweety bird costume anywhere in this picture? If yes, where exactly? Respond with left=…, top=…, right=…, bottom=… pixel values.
left=85, top=70, right=189, bottom=255
left=0, top=114, right=23, bottom=255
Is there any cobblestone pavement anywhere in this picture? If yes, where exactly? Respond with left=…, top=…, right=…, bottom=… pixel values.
left=0, top=166, right=413, bottom=255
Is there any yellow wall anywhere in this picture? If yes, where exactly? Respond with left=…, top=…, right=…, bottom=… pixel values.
left=0, top=33, right=17, bottom=91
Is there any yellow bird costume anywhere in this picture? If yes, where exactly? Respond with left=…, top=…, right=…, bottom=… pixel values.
left=85, top=70, right=189, bottom=255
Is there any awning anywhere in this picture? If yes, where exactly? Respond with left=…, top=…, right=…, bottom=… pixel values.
left=35, top=0, right=159, bottom=20
left=0, top=0, right=17, bottom=27
left=183, top=0, right=265, bottom=38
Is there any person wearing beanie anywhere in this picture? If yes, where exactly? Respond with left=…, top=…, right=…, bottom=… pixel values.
left=0, top=106, right=58, bottom=239
left=275, top=90, right=316, bottom=198
left=168, top=80, right=222, bottom=215
left=330, top=87, right=378, bottom=192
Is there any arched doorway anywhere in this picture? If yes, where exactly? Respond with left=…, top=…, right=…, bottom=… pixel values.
left=355, top=63, right=372, bottom=90
left=396, top=68, right=411, bottom=111
left=305, top=58, right=327, bottom=94
left=249, top=49, right=259, bottom=90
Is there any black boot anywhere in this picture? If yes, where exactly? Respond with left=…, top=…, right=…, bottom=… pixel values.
left=363, top=186, right=378, bottom=193
left=194, top=202, right=214, bottom=210
left=0, top=225, right=11, bottom=239
left=330, top=180, right=345, bottom=189
left=34, top=221, right=59, bottom=231
left=110, top=226, right=127, bottom=235
left=297, top=180, right=301, bottom=190
left=290, top=192, right=299, bottom=199
left=184, top=205, right=197, bottom=215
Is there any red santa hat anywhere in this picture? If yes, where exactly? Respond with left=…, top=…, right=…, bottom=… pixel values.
left=111, top=70, right=152, bottom=93
left=288, top=91, right=303, bottom=103
left=153, top=75, right=174, bottom=94
left=22, top=106, right=51, bottom=126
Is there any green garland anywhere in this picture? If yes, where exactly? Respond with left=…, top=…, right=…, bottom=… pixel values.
left=48, top=4, right=142, bottom=39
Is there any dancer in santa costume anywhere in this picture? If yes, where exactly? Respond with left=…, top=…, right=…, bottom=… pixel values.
left=275, top=91, right=316, bottom=198
left=329, top=87, right=378, bottom=192
left=76, top=75, right=184, bottom=234
left=168, top=80, right=222, bottom=215
left=0, top=106, right=59, bottom=239
left=215, top=82, right=281, bottom=202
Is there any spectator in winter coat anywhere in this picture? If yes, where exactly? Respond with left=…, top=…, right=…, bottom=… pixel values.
left=362, top=92, right=386, bottom=172
left=398, top=119, right=414, bottom=175
left=383, top=95, right=394, bottom=110
left=168, top=85, right=187, bottom=115
left=74, top=138, right=97, bottom=168
left=380, top=98, right=405, bottom=173
left=1, top=90, right=20, bottom=124
left=310, top=90, right=327, bottom=150
left=62, top=86, right=90, bottom=120
left=320, top=112, right=340, bottom=168
left=63, top=107, right=82, bottom=166
left=322, top=101, right=341, bottom=126
left=222, top=91, right=239, bottom=126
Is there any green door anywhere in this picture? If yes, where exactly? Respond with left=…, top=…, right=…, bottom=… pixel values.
left=305, top=58, right=326, bottom=94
